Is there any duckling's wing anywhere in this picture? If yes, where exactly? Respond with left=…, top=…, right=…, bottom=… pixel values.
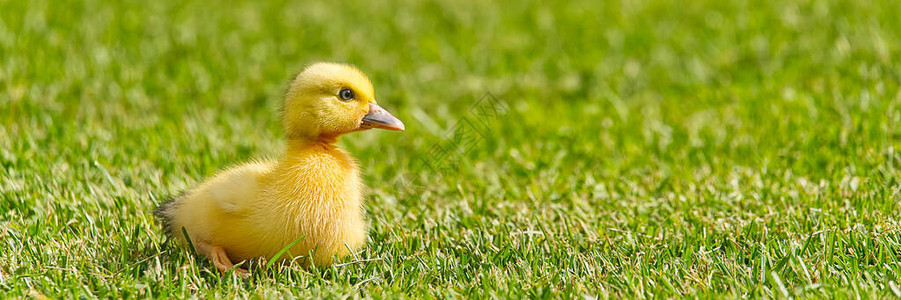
left=208, top=162, right=273, bottom=214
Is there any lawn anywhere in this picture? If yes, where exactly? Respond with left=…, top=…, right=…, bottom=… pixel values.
left=2, top=0, right=901, bottom=298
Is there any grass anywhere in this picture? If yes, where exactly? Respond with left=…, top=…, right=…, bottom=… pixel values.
left=2, top=0, right=901, bottom=298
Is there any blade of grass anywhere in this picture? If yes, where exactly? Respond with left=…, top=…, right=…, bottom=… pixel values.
left=181, top=227, right=196, bottom=255
left=266, top=236, right=305, bottom=269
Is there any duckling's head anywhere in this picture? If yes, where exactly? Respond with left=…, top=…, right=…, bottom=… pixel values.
left=283, top=62, right=404, bottom=141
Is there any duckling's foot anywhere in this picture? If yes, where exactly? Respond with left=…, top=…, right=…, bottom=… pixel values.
left=197, top=241, right=250, bottom=277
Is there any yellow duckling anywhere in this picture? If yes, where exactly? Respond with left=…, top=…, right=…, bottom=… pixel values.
left=155, top=62, right=404, bottom=274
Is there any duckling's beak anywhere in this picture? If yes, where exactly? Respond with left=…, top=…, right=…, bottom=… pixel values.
left=361, top=103, right=405, bottom=131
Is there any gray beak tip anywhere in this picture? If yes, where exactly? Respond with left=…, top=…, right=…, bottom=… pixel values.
left=361, top=103, right=405, bottom=131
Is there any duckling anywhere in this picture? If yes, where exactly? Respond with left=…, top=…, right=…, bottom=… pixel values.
left=154, top=62, right=404, bottom=274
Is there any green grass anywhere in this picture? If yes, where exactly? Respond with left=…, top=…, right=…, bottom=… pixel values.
left=2, top=0, right=901, bottom=298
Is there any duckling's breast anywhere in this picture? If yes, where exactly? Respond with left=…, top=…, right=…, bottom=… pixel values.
left=237, top=145, right=367, bottom=265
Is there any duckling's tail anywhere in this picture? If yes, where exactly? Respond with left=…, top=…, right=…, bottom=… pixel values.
left=153, top=191, right=185, bottom=237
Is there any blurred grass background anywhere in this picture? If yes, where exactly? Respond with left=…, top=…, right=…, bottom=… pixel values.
left=2, top=0, right=901, bottom=297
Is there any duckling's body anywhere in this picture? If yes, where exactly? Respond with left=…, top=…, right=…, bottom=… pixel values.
left=164, top=142, right=365, bottom=267
left=155, top=63, right=404, bottom=273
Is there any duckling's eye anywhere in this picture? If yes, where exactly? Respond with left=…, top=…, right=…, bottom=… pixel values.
left=339, top=88, right=355, bottom=101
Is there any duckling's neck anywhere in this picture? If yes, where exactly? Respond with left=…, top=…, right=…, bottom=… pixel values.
left=279, top=138, right=354, bottom=172
left=262, top=137, right=360, bottom=205
left=285, top=137, right=339, bottom=153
